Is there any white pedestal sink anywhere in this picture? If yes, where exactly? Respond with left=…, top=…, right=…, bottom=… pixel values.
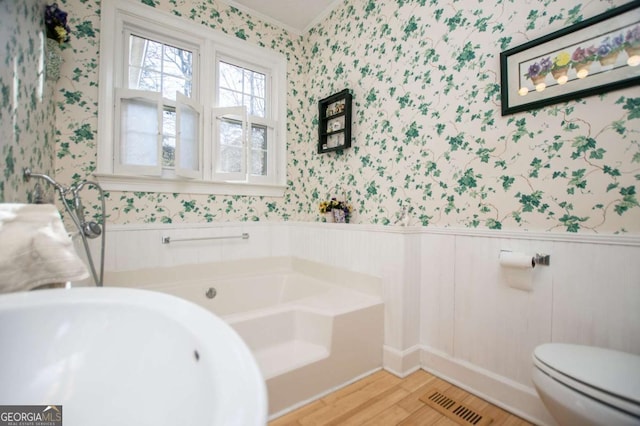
left=0, top=287, right=267, bottom=425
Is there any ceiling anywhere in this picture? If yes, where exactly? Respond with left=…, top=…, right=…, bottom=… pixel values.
left=227, top=0, right=342, bottom=34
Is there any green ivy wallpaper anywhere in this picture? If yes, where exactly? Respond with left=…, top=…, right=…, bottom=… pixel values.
left=51, top=0, right=640, bottom=233
left=0, top=0, right=56, bottom=203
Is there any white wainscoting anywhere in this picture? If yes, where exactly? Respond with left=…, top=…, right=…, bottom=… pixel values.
left=418, top=230, right=640, bottom=425
left=101, top=221, right=640, bottom=425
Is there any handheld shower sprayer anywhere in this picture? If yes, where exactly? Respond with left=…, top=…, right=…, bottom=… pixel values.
left=23, top=168, right=106, bottom=287
left=73, top=183, right=102, bottom=239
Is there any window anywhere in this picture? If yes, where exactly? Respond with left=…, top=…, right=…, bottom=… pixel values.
left=117, top=33, right=200, bottom=178
left=97, top=0, right=287, bottom=196
left=213, top=59, right=275, bottom=183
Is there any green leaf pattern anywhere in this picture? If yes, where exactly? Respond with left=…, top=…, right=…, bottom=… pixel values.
left=3, top=0, right=639, bottom=233
left=0, top=0, right=57, bottom=203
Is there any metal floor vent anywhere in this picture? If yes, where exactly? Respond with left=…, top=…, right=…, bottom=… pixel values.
left=419, top=390, right=493, bottom=426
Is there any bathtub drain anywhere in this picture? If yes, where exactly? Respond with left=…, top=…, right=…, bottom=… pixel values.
left=206, top=287, right=217, bottom=299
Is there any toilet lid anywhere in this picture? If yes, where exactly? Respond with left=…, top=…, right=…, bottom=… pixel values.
left=534, top=343, right=640, bottom=416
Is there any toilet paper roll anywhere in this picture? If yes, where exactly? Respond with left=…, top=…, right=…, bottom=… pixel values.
left=499, top=251, right=535, bottom=291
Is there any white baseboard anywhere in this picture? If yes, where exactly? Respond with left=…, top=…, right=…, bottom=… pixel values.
left=420, top=346, right=557, bottom=426
left=383, top=345, right=421, bottom=377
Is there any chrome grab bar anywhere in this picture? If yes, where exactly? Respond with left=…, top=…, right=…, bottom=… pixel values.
left=161, top=233, right=249, bottom=244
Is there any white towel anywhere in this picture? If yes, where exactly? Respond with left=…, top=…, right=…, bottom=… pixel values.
left=0, top=203, right=89, bottom=293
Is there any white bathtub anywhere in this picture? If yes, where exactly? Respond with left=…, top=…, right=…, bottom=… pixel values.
left=105, top=257, right=384, bottom=417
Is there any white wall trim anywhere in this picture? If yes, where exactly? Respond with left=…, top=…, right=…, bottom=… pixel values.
left=420, top=346, right=555, bottom=426
left=383, top=345, right=421, bottom=378
left=95, top=173, right=286, bottom=197
left=105, top=221, right=640, bottom=246
left=105, top=220, right=284, bottom=232
left=287, top=222, right=640, bottom=246
left=413, top=226, right=640, bottom=247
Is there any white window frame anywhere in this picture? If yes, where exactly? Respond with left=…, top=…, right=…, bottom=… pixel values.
left=213, top=56, right=277, bottom=185
left=96, top=0, right=287, bottom=196
left=175, top=92, right=203, bottom=179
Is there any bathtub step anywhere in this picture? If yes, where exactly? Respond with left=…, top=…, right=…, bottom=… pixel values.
left=254, top=340, right=329, bottom=380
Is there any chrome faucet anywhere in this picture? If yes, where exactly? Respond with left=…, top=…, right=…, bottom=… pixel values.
left=23, top=168, right=106, bottom=287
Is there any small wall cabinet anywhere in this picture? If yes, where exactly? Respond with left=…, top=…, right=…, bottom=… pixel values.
left=318, top=89, right=352, bottom=153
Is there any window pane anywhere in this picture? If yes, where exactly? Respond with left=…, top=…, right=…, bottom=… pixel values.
left=129, top=35, right=161, bottom=72
left=120, top=98, right=158, bottom=166
left=219, top=119, right=243, bottom=147
left=220, top=146, right=242, bottom=173
left=217, top=117, right=243, bottom=174
left=163, top=44, right=192, bottom=78
left=244, top=69, right=265, bottom=116
left=251, top=96, right=265, bottom=118
left=219, top=88, right=242, bottom=108
left=250, top=150, right=267, bottom=176
left=162, top=110, right=176, bottom=167
left=218, top=61, right=266, bottom=116
left=219, top=62, right=243, bottom=92
left=179, top=106, right=198, bottom=171
left=250, top=125, right=267, bottom=176
left=162, top=75, right=190, bottom=100
left=128, top=34, right=193, bottom=99
left=131, top=68, right=161, bottom=92
left=251, top=125, right=266, bottom=150
left=251, top=72, right=265, bottom=98
left=163, top=136, right=175, bottom=167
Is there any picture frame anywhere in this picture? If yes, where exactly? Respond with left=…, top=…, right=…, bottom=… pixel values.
left=500, top=0, right=640, bottom=116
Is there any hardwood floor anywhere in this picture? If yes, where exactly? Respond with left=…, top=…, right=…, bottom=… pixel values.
left=269, top=369, right=534, bottom=426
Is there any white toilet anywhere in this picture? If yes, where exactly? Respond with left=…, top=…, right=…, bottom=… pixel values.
left=532, top=343, right=640, bottom=426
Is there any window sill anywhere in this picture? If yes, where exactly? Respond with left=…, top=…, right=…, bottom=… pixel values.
left=94, top=173, right=286, bottom=197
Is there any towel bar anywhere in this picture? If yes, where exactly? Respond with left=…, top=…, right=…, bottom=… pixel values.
left=161, top=233, right=249, bottom=244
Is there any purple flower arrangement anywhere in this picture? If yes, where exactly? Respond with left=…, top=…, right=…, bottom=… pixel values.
left=524, top=56, right=551, bottom=79
left=571, top=45, right=598, bottom=64
left=626, top=25, right=640, bottom=47
left=598, top=34, right=625, bottom=57
left=45, top=3, right=71, bottom=44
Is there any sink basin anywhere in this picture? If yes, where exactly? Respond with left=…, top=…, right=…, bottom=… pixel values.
left=0, top=287, right=267, bottom=425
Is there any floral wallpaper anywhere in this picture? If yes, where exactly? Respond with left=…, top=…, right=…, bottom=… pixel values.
left=50, top=0, right=640, bottom=233
left=0, top=0, right=56, bottom=203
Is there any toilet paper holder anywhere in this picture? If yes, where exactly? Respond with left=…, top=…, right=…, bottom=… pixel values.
left=534, top=253, right=551, bottom=266
left=501, top=250, right=550, bottom=266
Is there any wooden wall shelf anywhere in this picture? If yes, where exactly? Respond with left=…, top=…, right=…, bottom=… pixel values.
left=318, top=89, right=352, bottom=153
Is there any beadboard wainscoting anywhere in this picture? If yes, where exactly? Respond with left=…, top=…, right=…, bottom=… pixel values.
left=100, top=222, right=640, bottom=425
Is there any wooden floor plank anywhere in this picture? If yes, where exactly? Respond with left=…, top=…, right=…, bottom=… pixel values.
left=396, top=405, right=444, bottom=425
left=269, top=369, right=533, bottom=426
left=299, top=373, right=402, bottom=425
left=361, top=405, right=411, bottom=425
left=321, top=370, right=391, bottom=404
left=432, top=417, right=461, bottom=426
left=398, top=369, right=437, bottom=392
left=332, top=387, right=409, bottom=426
left=269, top=400, right=326, bottom=426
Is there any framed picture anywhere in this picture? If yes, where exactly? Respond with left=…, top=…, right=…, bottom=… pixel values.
left=500, top=0, right=640, bottom=116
